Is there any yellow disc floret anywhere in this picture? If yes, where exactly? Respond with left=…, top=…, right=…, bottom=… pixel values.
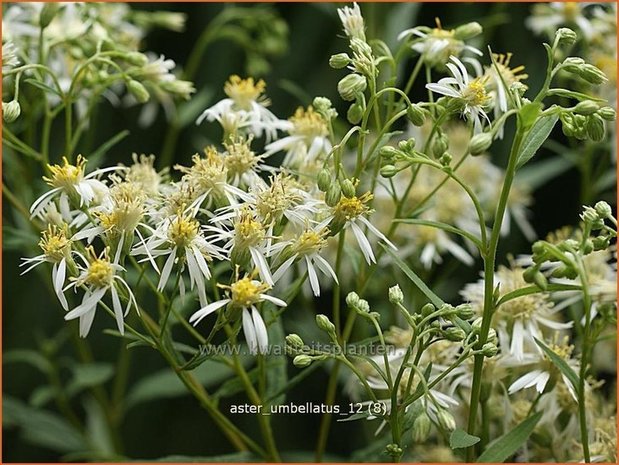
left=168, top=212, right=199, bottom=248
left=44, top=155, right=87, bottom=189
left=289, top=106, right=328, bottom=139
left=229, top=277, right=269, bottom=307
left=39, top=225, right=71, bottom=262
left=224, top=75, right=266, bottom=111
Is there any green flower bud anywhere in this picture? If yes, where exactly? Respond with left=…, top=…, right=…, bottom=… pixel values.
left=407, top=104, right=426, bottom=126
left=579, top=64, right=608, bottom=85
left=468, top=132, right=493, bottom=156
left=561, top=57, right=585, bottom=73
left=583, top=238, right=594, bottom=255
left=399, top=137, right=417, bottom=152
left=592, top=235, right=611, bottom=251
left=412, top=412, right=432, bottom=443
left=388, top=285, right=404, bottom=304
left=380, top=164, right=400, bottom=178
left=313, top=97, right=337, bottom=120
left=317, top=169, right=332, bottom=192
left=595, top=201, right=612, bottom=219
left=598, top=106, right=617, bottom=121
left=585, top=114, right=605, bottom=141
left=471, top=317, right=483, bottom=333
left=346, top=292, right=360, bottom=308
left=347, top=102, right=364, bottom=124
left=436, top=409, right=456, bottom=432
left=444, top=327, right=466, bottom=342
left=439, top=152, right=452, bottom=167
left=316, top=314, right=336, bottom=334
left=379, top=145, right=401, bottom=160
left=340, top=179, right=356, bottom=198
left=487, top=328, right=498, bottom=345
left=2, top=100, right=21, bottom=123
left=456, top=304, right=475, bottom=320
left=125, top=52, right=149, bottom=67
left=574, top=100, right=599, bottom=115
left=556, top=27, right=577, bottom=46
left=356, top=299, right=370, bottom=314
left=293, top=355, right=313, bottom=367
left=329, top=53, right=351, bottom=69
left=480, top=343, right=498, bottom=357
left=385, top=444, right=403, bottom=459
left=127, top=80, right=150, bottom=103
left=286, top=333, right=304, bottom=349
left=337, top=74, right=367, bottom=101
left=40, top=3, right=61, bottom=28
left=454, top=21, right=483, bottom=40
left=432, top=133, right=449, bottom=158
left=582, top=206, right=599, bottom=224
left=325, top=184, right=342, bottom=207
left=421, top=302, right=435, bottom=317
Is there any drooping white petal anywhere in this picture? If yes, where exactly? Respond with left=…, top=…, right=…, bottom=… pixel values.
left=111, top=285, right=124, bottom=335
left=189, top=299, right=230, bottom=325
left=242, top=308, right=258, bottom=355
left=251, top=306, right=269, bottom=354
left=157, top=247, right=177, bottom=291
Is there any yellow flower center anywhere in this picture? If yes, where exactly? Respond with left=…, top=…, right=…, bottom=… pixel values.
left=562, top=2, right=580, bottom=21
left=235, top=211, right=266, bottom=247
left=97, top=182, right=145, bottom=233
left=230, top=277, right=268, bottom=307
left=168, top=214, right=199, bottom=248
left=86, top=259, right=114, bottom=288
left=126, top=154, right=161, bottom=195
left=255, top=175, right=302, bottom=222
left=44, top=155, right=87, bottom=189
left=223, top=138, right=259, bottom=176
left=463, top=78, right=490, bottom=107
left=179, top=148, right=228, bottom=192
left=39, top=226, right=71, bottom=262
left=294, top=229, right=327, bottom=255
left=289, top=106, right=328, bottom=139
left=224, top=75, right=266, bottom=111
left=334, top=192, right=373, bottom=220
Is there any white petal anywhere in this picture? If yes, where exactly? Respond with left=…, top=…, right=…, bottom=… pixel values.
left=250, top=247, right=273, bottom=286
left=65, top=287, right=107, bottom=320
left=260, top=294, right=287, bottom=307
left=251, top=306, right=269, bottom=354
left=55, top=258, right=69, bottom=310
left=111, top=285, right=124, bottom=335
left=242, top=308, right=258, bottom=355
left=157, top=247, right=177, bottom=291
left=306, top=256, right=321, bottom=296
left=189, top=299, right=230, bottom=325
left=350, top=221, right=375, bottom=264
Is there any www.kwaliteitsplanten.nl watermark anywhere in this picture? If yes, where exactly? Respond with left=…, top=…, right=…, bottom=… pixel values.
left=196, top=342, right=398, bottom=357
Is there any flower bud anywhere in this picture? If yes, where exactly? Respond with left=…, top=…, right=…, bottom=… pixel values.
left=469, top=132, right=492, bottom=156
left=585, top=114, right=605, bottom=141
left=454, top=21, right=483, bottom=40
left=436, top=409, right=456, bottom=431
left=346, top=291, right=360, bottom=308
left=40, top=3, right=61, bottom=28
left=286, top=333, right=304, bottom=349
left=439, top=152, right=452, bottom=167
left=2, top=100, right=21, bottom=123
left=574, top=100, right=599, bottom=115
left=456, top=304, right=475, bottom=320
left=432, top=133, right=449, bottom=158
left=316, top=314, right=336, bottom=335
left=444, top=327, right=466, bottom=342
left=487, top=328, right=498, bottom=345
left=407, top=104, right=426, bottom=126
left=579, top=64, right=608, bottom=85
left=561, top=57, right=585, bottom=73
left=317, top=169, right=332, bottom=192
left=471, top=317, right=483, bottom=333
left=480, top=343, right=498, bottom=357
left=595, top=201, right=612, bottom=219
left=592, top=235, right=611, bottom=251
left=412, top=412, right=432, bottom=443
left=598, top=106, right=617, bottom=121
left=582, top=238, right=594, bottom=255
left=337, top=74, right=367, bottom=101
left=421, top=302, right=435, bottom=317
left=313, top=96, right=338, bottom=120
left=399, top=137, right=417, bottom=152
left=347, top=102, right=364, bottom=124
left=125, top=52, right=149, bottom=67
left=329, top=53, right=351, bottom=69
left=293, top=355, right=313, bottom=367
left=378, top=145, right=401, bottom=160
left=356, top=299, right=370, bottom=314
left=325, top=184, right=342, bottom=207
left=127, top=80, right=150, bottom=103
left=380, top=164, right=400, bottom=178
left=556, top=27, right=577, bottom=46
left=388, top=285, right=404, bottom=304
left=340, top=179, right=356, bottom=198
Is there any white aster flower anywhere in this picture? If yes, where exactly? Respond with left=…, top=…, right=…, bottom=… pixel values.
left=63, top=248, right=137, bottom=338
left=189, top=276, right=286, bottom=355
left=2, top=40, right=20, bottom=73
left=30, top=156, right=120, bottom=219
left=337, top=3, right=366, bottom=42
left=426, top=56, right=491, bottom=133
left=196, top=75, right=284, bottom=142
left=526, top=2, right=596, bottom=40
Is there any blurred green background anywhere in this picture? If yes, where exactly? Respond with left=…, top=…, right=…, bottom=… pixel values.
left=3, top=2, right=615, bottom=462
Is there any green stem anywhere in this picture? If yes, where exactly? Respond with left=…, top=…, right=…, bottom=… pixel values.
left=466, top=128, right=524, bottom=460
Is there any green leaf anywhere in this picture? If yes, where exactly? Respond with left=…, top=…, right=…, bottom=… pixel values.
left=477, top=412, right=542, bottom=462
left=516, top=155, right=575, bottom=190
left=84, top=396, right=115, bottom=456
left=395, top=218, right=483, bottom=250
left=3, top=395, right=86, bottom=453
left=264, top=305, right=287, bottom=405
left=450, top=428, right=480, bottom=449
left=29, top=386, right=55, bottom=408
left=88, top=130, right=130, bottom=169
left=546, top=88, right=606, bottom=102
left=67, top=363, right=115, bottom=397
left=24, top=78, right=62, bottom=97
left=534, top=338, right=579, bottom=392
left=518, top=102, right=542, bottom=131
left=516, top=113, right=559, bottom=169
left=381, top=243, right=445, bottom=307
left=4, top=349, right=52, bottom=373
